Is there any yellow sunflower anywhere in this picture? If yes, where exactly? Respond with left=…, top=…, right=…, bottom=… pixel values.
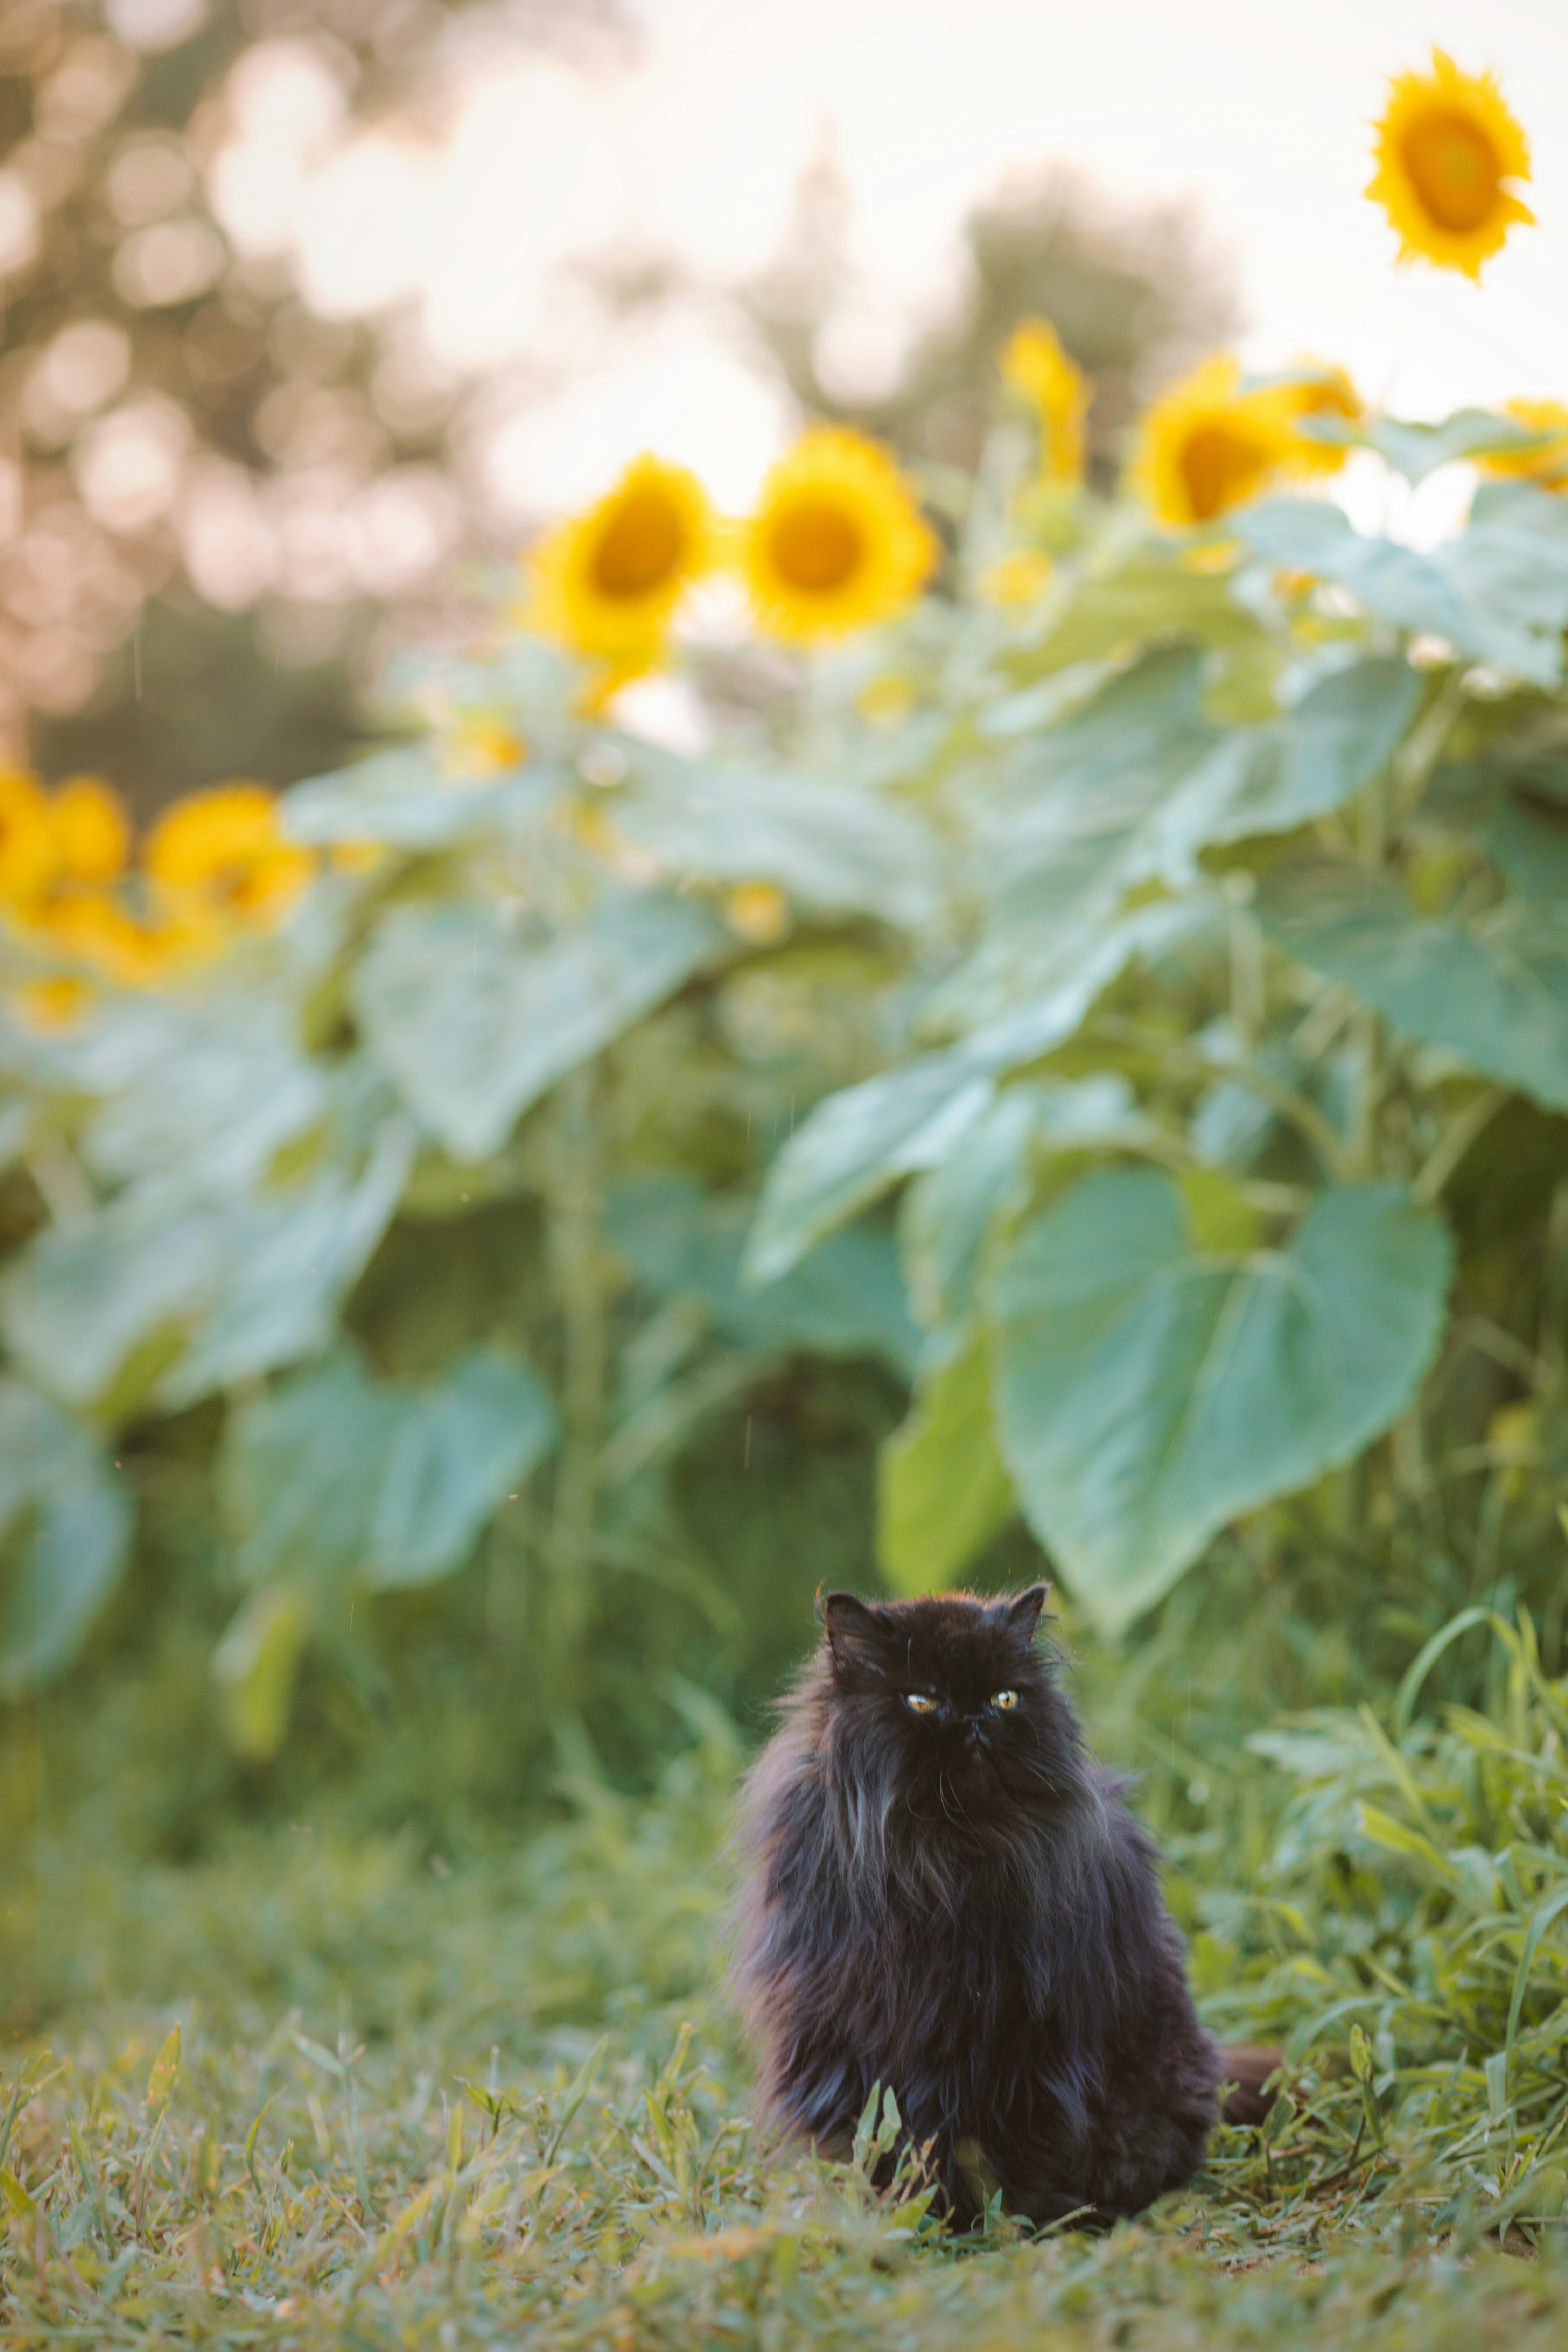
left=145, top=783, right=314, bottom=926
left=1273, top=364, right=1363, bottom=477
left=723, top=883, right=790, bottom=946
left=20, top=890, right=216, bottom=988
left=0, top=769, right=58, bottom=907
left=1130, top=357, right=1295, bottom=530
left=9, top=975, right=95, bottom=1031
left=1481, top=398, right=1568, bottom=491
left=741, top=427, right=936, bottom=644
left=1367, top=50, right=1533, bottom=280
left=51, top=775, right=130, bottom=883
left=443, top=719, right=526, bottom=779
left=981, top=549, right=1055, bottom=608
left=1000, top=319, right=1088, bottom=484
left=528, top=455, right=716, bottom=668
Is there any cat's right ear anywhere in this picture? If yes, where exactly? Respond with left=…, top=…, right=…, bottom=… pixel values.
left=817, top=1590, right=889, bottom=1679
left=1004, top=1582, right=1053, bottom=1642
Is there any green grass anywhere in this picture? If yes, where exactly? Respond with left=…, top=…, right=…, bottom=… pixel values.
left=5, top=1612, right=1567, bottom=2346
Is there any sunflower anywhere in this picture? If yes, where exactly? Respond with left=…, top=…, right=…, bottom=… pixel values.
left=0, top=769, right=58, bottom=906
left=1273, top=364, right=1363, bottom=477
left=1481, top=399, right=1568, bottom=491
left=741, top=427, right=936, bottom=644
left=20, top=890, right=215, bottom=988
left=1367, top=50, right=1533, bottom=280
left=1130, top=357, right=1295, bottom=530
left=1000, top=319, right=1088, bottom=484
left=981, top=549, right=1055, bottom=608
left=723, top=883, right=790, bottom=946
left=443, top=719, right=526, bottom=779
left=9, top=976, right=94, bottom=1031
left=51, top=775, right=130, bottom=883
left=145, top=783, right=314, bottom=925
left=528, top=455, right=716, bottom=668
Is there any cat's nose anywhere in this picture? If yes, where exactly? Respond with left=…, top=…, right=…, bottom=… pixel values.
left=963, top=1715, right=987, bottom=1743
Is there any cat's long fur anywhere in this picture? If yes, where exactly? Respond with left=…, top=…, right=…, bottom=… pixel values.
left=731, top=1584, right=1228, bottom=2229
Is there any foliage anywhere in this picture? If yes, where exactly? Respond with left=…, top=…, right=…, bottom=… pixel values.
left=1206, top=1609, right=1568, bottom=2235
left=7, top=359, right=1568, bottom=1733
left=1, top=605, right=938, bottom=1749
left=4, top=1612, right=1567, bottom=2345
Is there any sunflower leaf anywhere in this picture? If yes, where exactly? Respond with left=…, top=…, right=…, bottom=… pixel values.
left=354, top=889, right=728, bottom=1162
left=1296, top=409, right=1558, bottom=486
left=990, top=1172, right=1451, bottom=1636
left=1238, top=487, right=1568, bottom=687
left=613, top=748, right=941, bottom=930
left=1256, top=859, right=1568, bottom=1113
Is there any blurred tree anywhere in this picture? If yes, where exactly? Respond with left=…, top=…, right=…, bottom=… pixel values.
left=0, top=0, right=632, bottom=818
left=0, top=2, right=1232, bottom=821
left=744, top=144, right=1239, bottom=478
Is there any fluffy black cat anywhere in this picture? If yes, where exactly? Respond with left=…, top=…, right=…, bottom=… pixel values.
left=733, top=1583, right=1269, bottom=2230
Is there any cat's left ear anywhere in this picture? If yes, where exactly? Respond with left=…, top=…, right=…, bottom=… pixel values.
left=1003, top=1583, right=1052, bottom=1643
left=818, top=1591, right=890, bottom=1678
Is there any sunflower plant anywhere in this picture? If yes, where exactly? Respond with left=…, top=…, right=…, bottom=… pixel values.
left=4, top=48, right=1568, bottom=1744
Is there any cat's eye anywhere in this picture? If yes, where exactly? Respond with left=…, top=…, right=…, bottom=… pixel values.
left=991, top=1689, right=1019, bottom=1712
left=903, top=1693, right=938, bottom=1715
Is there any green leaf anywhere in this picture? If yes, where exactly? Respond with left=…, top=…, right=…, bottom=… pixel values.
left=614, top=751, right=940, bottom=930
left=744, top=1052, right=996, bottom=1285
left=0, top=1420, right=132, bottom=1696
left=1195, top=657, right=1422, bottom=845
left=145, top=2025, right=181, bottom=2116
left=284, top=744, right=561, bottom=848
left=878, top=1335, right=1015, bottom=1593
left=1456, top=785, right=1568, bottom=903
left=368, top=1350, right=559, bottom=1584
left=1297, top=408, right=1558, bottom=486
left=967, top=646, right=1219, bottom=946
left=222, top=1345, right=557, bottom=1595
left=0, top=1117, right=412, bottom=1412
left=747, top=902, right=1203, bottom=1283
left=990, top=1173, right=1451, bottom=1636
left=1256, top=861, right=1568, bottom=1114
left=1239, top=486, right=1568, bottom=687
left=607, top=1176, right=919, bottom=1377
left=0, top=2167, right=37, bottom=2220
left=0, top=1191, right=218, bottom=1409
left=1015, top=550, right=1262, bottom=676
left=0, top=1376, right=82, bottom=1537
left=81, top=998, right=326, bottom=1196
left=161, top=1118, right=415, bottom=1408
left=899, top=1078, right=1150, bottom=1334
left=211, top=1585, right=314, bottom=1762
left=355, top=889, right=727, bottom=1162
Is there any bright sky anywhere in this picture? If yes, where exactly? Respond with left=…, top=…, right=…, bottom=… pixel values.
left=219, top=0, right=1568, bottom=522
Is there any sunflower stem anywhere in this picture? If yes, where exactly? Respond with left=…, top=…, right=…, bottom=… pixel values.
left=546, top=1060, right=607, bottom=1683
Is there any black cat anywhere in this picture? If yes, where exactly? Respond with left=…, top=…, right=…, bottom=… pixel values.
left=732, top=1584, right=1269, bottom=2229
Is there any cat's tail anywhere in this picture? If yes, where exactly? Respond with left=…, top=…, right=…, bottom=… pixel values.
left=1216, top=2043, right=1284, bottom=2128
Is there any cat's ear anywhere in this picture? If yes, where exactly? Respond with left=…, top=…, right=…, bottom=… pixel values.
left=817, top=1590, right=890, bottom=1678
left=1003, top=1583, right=1052, bottom=1643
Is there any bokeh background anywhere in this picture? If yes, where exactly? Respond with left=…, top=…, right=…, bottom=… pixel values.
left=9, top=0, right=1568, bottom=814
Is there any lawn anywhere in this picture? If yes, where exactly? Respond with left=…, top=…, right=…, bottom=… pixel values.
left=6, top=1606, right=1567, bottom=2349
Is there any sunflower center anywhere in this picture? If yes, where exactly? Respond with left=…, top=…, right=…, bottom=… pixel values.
left=591, top=490, right=686, bottom=599
left=769, top=498, right=864, bottom=594
left=1178, top=422, right=1271, bottom=523
left=1400, top=108, right=1500, bottom=232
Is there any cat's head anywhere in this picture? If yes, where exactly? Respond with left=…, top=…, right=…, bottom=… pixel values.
left=813, top=1584, right=1082, bottom=1829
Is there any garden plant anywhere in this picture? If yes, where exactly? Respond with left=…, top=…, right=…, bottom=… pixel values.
left=2, top=40, right=1567, bottom=2351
